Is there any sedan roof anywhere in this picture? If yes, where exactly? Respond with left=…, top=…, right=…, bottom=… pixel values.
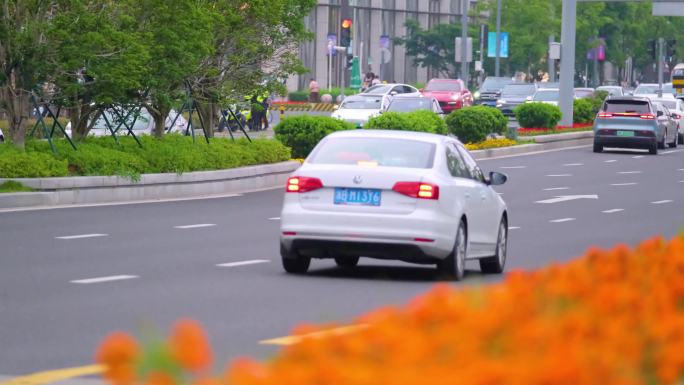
left=327, top=128, right=455, bottom=145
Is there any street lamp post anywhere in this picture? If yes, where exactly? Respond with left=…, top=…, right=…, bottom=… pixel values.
left=559, top=0, right=577, bottom=127
left=495, top=0, right=502, bottom=77
left=461, top=0, right=470, bottom=85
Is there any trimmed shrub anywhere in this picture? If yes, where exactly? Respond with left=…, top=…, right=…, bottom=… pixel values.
left=588, top=90, right=609, bottom=114
left=288, top=91, right=309, bottom=102
left=274, top=115, right=355, bottom=158
left=573, top=98, right=594, bottom=124
left=0, top=147, right=69, bottom=177
left=445, top=106, right=504, bottom=144
left=365, top=110, right=447, bottom=135
left=514, top=102, right=562, bottom=129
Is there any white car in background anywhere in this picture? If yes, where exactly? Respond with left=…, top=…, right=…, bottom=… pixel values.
left=279, top=129, right=509, bottom=280
left=361, top=83, right=421, bottom=110
left=65, top=107, right=188, bottom=137
left=634, top=83, right=676, bottom=100
left=530, top=88, right=560, bottom=106
left=331, top=94, right=383, bottom=127
left=596, top=85, right=624, bottom=97
left=0, top=128, right=4, bottom=142
left=653, top=98, right=684, bottom=144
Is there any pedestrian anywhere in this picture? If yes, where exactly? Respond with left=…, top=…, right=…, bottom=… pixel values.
left=371, top=75, right=381, bottom=86
left=309, top=78, right=320, bottom=102
left=362, top=72, right=375, bottom=91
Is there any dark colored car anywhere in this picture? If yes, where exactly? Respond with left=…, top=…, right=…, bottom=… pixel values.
left=593, top=97, right=678, bottom=155
left=420, top=79, right=472, bottom=113
left=496, top=83, right=538, bottom=116
left=474, top=77, right=514, bottom=107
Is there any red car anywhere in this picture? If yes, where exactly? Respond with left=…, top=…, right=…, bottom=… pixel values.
left=420, top=79, right=473, bottom=113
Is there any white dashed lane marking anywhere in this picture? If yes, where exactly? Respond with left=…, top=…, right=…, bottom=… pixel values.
left=508, top=226, right=521, bottom=230
left=71, top=275, right=138, bottom=284
left=499, top=166, right=527, bottom=169
left=611, top=182, right=638, bottom=186
left=550, top=218, right=575, bottom=223
left=604, top=160, right=617, bottom=163
left=269, top=217, right=280, bottom=221
left=652, top=200, right=673, bottom=205
left=543, top=187, right=569, bottom=191
left=546, top=174, right=572, bottom=177
left=632, top=155, right=644, bottom=159
left=216, top=260, right=270, bottom=268
left=563, top=163, right=583, bottom=166
left=617, top=171, right=642, bottom=174
left=602, top=209, right=624, bottom=214
left=56, top=234, right=108, bottom=240
left=174, top=224, right=216, bottom=229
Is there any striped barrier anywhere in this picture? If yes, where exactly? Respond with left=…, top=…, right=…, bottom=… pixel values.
left=270, top=103, right=336, bottom=112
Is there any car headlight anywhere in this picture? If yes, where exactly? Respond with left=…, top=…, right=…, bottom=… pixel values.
left=451, top=94, right=461, bottom=101
left=474, top=91, right=481, bottom=99
left=496, top=99, right=506, bottom=107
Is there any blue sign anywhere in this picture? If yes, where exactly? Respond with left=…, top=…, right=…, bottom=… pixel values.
left=327, top=33, right=337, bottom=56
left=487, top=32, right=509, bottom=58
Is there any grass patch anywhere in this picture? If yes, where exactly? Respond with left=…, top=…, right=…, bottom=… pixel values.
left=0, top=180, right=35, bottom=193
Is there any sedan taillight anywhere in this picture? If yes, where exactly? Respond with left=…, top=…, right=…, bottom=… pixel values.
left=392, top=182, right=440, bottom=200
left=286, top=176, right=323, bottom=193
left=597, top=112, right=613, bottom=118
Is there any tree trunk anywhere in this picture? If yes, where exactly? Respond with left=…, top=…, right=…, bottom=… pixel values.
left=149, top=106, right=170, bottom=138
left=0, top=85, right=31, bottom=150
left=197, top=101, right=216, bottom=138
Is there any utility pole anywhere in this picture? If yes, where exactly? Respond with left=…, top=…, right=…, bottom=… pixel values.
left=559, top=0, right=577, bottom=127
left=658, top=37, right=664, bottom=97
left=461, top=0, right=470, bottom=86
left=495, top=0, right=502, bottom=77
left=548, top=35, right=555, bottom=82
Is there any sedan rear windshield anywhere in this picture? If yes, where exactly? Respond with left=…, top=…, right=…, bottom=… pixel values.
left=309, top=137, right=436, bottom=169
left=341, top=97, right=382, bottom=110
left=533, top=90, right=559, bottom=101
left=425, top=81, right=462, bottom=92
left=387, top=98, right=433, bottom=112
left=603, top=100, right=650, bottom=114
left=502, top=84, right=536, bottom=96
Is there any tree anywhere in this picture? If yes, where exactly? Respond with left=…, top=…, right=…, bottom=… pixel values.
left=394, top=20, right=461, bottom=78
left=0, top=1, right=54, bottom=149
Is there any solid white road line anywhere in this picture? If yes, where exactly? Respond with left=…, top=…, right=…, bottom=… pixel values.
left=508, top=226, right=521, bottom=230
left=563, top=163, right=583, bottom=166
left=602, top=209, right=624, bottom=214
left=652, top=200, right=673, bottom=205
left=174, top=224, right=216, bottom=229
left=56, top=234, right=108, bottom=240
left=546, top=174, right=572, bottom=177
left=499, top=166, right=527, bottom=169
left=543, top=187, right=569, bottom=191
left=269, top=217, right=281, bottom=221
left=216, top=260, right=270, bottom=268
left=662, top=150, right=682, bottom=154
left=678, top=169, right=684, bottom=171
left=550, top=218, right=575, bottom=223
left=71, top=275, right=138, bottom=284
left=680, top=180, right=684, bottom=183
left=611, top=182, right=638, bottom=186
left=604, top=160, right=617, bottom=163
left=536, top=195, right=598, bottom=204
left=617, top=171, right=642, bottom=174
left=632, top=155, right=644, bottom=159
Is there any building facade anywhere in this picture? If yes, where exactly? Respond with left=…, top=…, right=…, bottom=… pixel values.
left=289, top=0, right=476, bottom=92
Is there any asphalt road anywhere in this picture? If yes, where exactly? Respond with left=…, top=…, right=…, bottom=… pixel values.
left=2, top=145, right=684, bottom=375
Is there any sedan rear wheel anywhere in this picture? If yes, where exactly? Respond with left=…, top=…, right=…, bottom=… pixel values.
left=334, top=256, right=360, bottom=268
left=593, top=142, right=603, bottom=153
left=678, top=133, right=684, bottom=145
left=658, top=132, right=666, bottom=149
left=479, top=218, right=508, bottom=274
left=281, top=244, right=311, bottom=274
left=437, top=220, right=466, bottom=281
left=669, top=133, right=678, bottom=148
left=649, top=140, right=658, bottom=155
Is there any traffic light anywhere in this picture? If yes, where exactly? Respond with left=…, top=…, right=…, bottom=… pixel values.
left=346, top=54, right=354, bottom=69
left=340, top=18, right=352, bottom=47
left=666, top=39, right=677, bottom=58
left=647, top=39, right=657, bottom=60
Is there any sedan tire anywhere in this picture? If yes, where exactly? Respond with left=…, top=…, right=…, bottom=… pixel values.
left=479, top=218, right=508, bottom=274
left=334, top=256, right=360, bottom=268
left=281, top=244, right=311, bottom=274
left=658, top=132, right=666, bottom=149
left=678, top=133, right=683, bottom=145
left=669, top=134, right=678, bottom=148
left=593, top=142, right=603, bottom=153
left=649, top=141, right=658, bottom=155
left=437, top=220, right=466, bottom=281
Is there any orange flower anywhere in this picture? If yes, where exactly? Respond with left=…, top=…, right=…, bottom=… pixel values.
left=95, top=332, right=140, bottom=385
left=146, top=371, right=176, bottom=385
left=169, top=319, right=213, bottom=372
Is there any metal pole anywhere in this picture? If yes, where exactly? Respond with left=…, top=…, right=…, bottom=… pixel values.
left=328, top=42, right=332, bottom=92
left=658, top=37, right=664, bottom=97
left=461, top=0, right=469, bottom=86
left=548, top=35, right=555, bottom=82
left=559, top=0, right=577, bottom=127
left=495, top=0, right=502, bottom=77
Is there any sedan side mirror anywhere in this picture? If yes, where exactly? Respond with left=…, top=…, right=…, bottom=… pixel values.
left=657, top=110, right=664, bottom=117
left=390, top=91, right=398, bottom=96
left=487, top=171, right=508, bottom=186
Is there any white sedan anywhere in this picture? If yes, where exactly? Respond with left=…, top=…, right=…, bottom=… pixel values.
left=653, top=98, right=684, bottom=144
left=361, top=83, right=421, bottom=110
left=279, top=130, right=509, bottom=280
left=331, top=94, right=383, bottom=127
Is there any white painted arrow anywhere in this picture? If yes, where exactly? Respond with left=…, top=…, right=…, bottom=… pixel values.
left=535, top=195, right=598, bottom=204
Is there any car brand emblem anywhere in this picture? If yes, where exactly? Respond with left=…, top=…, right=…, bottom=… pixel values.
left=353, top=175, right=363, bottom=184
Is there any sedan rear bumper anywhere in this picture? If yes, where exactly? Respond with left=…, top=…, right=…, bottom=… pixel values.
left=594, top=135, right=655, bottom=149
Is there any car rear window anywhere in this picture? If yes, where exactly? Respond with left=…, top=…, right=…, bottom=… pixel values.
left=309, top=137, right=436, bottom=169
left=502, top=84, right=536, bottom=96
left=603, top=100, right=650, bottom=114
left=387, top=98, right=432, bottom=112
left=341, top=97, right=382, bottom=109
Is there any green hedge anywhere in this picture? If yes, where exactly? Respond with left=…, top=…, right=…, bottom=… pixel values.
left=573, top=98, right=594, bottom=124
left=445, top=106, right=507, bottom=144
left=288, top=91, right=309, bottom=102
left=274, top=115, right=355, bottom=158
left=0, top=135, right=291, bottom=179
left=588, top=90, right=609, bottom=114
left=514, top=103, right=562, bottom=129
left=365, top=110, right=447, bottom=135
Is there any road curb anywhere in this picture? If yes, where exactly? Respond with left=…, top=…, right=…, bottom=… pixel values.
left=471, top=135, right=593, bottom=160
left=0, top=161, right=300, bottom=210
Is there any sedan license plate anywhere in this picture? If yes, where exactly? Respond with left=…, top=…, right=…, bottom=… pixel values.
left=616, top=130, right=635, bottom=137
left=334, top=188, right=381, bottom=206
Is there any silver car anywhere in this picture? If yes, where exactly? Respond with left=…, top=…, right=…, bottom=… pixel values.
left=652, top=98, right=684, bottom=144
left=279, top=129, right=509, bottom=280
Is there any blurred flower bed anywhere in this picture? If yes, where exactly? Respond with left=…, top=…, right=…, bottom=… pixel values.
left=97, top=234, right=684, bottom=385
left=465, top=138, right=518, bottom=150
left=518, top=123, right=594, bottom=136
